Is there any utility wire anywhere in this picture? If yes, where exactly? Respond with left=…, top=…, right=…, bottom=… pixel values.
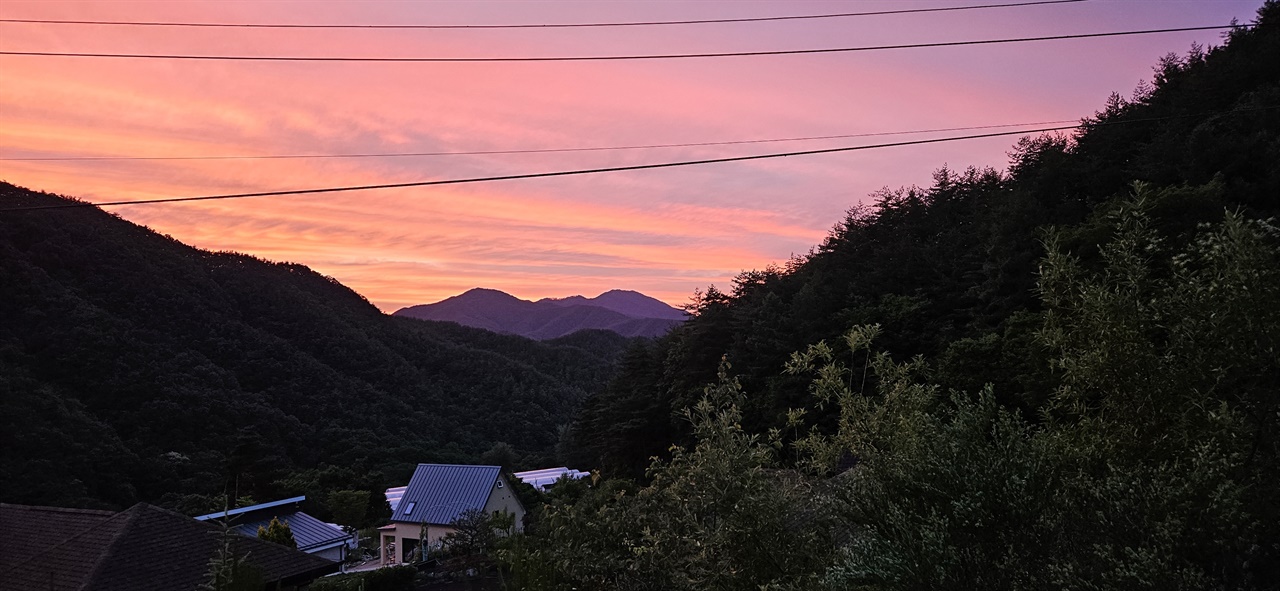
left=5, top=107, right=1271, bottom=213
left=0, top=25, right=1245, bottom=63
left=0, top=1, right=1086, bottom=30
left=0, top=126, right=1090, bottom=212
left=0, top=120, right=1083, bottom=162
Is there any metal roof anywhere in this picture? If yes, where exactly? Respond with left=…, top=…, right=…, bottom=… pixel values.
left=512, top=467, right=589, bottom=491
left=193, top=496, right=307, bottom=521
left=389, top=464, right=503, bottom=525
left=230, top=511, right=350, bottom=552
left=385, top=486, right=407, bottom=512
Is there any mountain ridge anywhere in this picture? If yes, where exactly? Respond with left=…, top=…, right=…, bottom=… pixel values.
left=394, top=287, right=687, bottom=340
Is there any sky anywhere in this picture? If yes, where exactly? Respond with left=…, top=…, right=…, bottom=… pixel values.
left=0, top=0, right=1266, bottom=312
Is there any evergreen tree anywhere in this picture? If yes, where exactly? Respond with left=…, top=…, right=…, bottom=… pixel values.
left=257, top=516, right=298, bottom=549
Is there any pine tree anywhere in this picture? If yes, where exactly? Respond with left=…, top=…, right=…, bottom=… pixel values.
left=256, top=516, right=297, bottom=549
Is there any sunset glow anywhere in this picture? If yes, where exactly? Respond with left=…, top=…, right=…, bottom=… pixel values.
left=0, top=0, right=1262, bottom=311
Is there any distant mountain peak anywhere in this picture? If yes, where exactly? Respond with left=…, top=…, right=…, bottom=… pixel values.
left=455, top=287, right=522, bottom=300
left=395, top=288, right=687, bottom=340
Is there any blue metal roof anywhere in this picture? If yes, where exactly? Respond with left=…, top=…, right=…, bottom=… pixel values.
left=193, top=496, right=307, bottom=522
left=230, top=511, right=350, bottom=552
left=389, top=464, right=502, bottom=525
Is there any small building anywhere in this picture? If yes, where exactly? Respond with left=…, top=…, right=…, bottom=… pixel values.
left=379, top=464, right=525, bottom=566
left=385, top=485, right=407, bottom=512
left=0, top=502, right=338, bottom=591
left=195, top=496, right=355, bottom=562
left=512, top=466, right=589, bottom=492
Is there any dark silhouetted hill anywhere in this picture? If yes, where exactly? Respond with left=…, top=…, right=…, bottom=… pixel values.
left=0, top=184, right=627, bottom=511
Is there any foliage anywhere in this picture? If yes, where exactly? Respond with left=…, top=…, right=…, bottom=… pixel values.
left=0, top=182, right=630, bottom=511
left=1033, top=192, right=1279, bottom=588
left=309, top=565, right=417, bottom=591
left=565, top=0, right=1280, bottom=479
left=256, top=516, right=298, bottom=549
left=327, top=489, right=371, bottom=531
left=201, top=513, right=265, bottom=591
left=504, top=359, right=841, bottom=591
left=515, top=190, right=1280, bottom=589
left=441, top=508, right=501, bottom=557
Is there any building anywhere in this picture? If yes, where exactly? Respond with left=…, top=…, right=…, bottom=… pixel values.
left=512, top=466, right=589, bottom=492
left=379, top=464, right=525, bottom=566
left=195, top=496, right=355, bottom=562
left=0, top=502, right=339, bottom=591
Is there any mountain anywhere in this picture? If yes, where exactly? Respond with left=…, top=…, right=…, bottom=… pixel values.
left=538, top=290, right=688, bottom=320
left=0, top=184, right=633, bottom=513
left=394, top=288, right=687, bottom=340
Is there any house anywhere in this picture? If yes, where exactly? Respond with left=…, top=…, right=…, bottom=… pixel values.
left=512, top=466, right=589, bottom=492
left=0, top=502, right=339, bottom=591
left=379, top=464, right=525, bottom=566
left=194, top=496, right=355, bottom=562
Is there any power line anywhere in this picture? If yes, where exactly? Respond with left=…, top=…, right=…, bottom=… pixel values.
left=6, top=107, right=1271, bottom=213
left=0, top=126, right=1086, bottom=212
left=0, top=120, right=1083, bottom=162
left=0, top=25, right=1245, bottom=63
left=0, top=1, right=1086, bottom=30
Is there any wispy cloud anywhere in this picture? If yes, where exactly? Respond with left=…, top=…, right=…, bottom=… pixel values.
left=1, top=0, right=1259, bottom=309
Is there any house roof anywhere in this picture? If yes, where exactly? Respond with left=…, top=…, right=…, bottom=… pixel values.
left=0, top=502, right=338, bottom=591
left=231, top=510, right=350, bottom=552
left=390, top=464, right=504, bottom=525
left=385, top=486, right=407, bottom=512
left=193, top=496, right=350, bottom=553
left=193, top=495, right=307, bottom=522
left=512, top=466, right=589, bottom=491
left=0, top=504, right=116, bottom=575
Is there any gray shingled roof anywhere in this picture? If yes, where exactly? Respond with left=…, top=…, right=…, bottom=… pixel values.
left=0, top=503, right=338, bottom=591
left=390, top=464, right=502, bottom=525
left=0, top=504, right=116, bottom=576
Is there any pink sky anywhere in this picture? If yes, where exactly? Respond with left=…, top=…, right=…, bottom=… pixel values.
left=0, top=0, right=1264, bottom=311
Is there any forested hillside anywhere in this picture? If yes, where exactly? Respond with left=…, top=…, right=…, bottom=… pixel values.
left=0, top=188, right=637, bottom=514
left=504, top=5, right=1280, bottom=590
left=561, top=5, right=1280, bottom=478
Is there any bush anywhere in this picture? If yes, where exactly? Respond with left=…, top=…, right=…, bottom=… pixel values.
left=309, top=565, right=417, bottom=591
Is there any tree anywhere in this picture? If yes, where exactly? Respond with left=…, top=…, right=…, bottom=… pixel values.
left=443, top=509, right=499, bottom=557
left=327, top=489, right=370, bottom=531
left=792, top=188, right=1279, bottom=589
left=507, top=359, right=840, bottom=591
left=202, top=507, right=265, bottom=591
left=257, top=516, right=297, bottom=549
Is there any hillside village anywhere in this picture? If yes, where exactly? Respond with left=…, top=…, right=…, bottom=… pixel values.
left=2, top=2, right=1279, bottom=590
left=1, top=463, right=583, bottom=590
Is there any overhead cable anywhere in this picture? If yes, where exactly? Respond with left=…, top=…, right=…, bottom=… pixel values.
left=6, top=107, right=1272, bottom=213
left=0, top=119, right=1083, bottom=162
left=0, top=126, right=1089, bottom=212
left=0, top=1, right=1086, bottom=30
left=0, top=25, right=1245, bottom=63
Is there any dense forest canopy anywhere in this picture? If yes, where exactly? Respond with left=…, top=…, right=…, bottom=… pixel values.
left=0, top=188, right=640, bottom=516
left=561, top=4, right=1280, bottom=479
left=511, top=4, right=1280, bottom=589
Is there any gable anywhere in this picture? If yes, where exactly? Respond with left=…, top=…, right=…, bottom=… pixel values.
left=390, top=464, right=503, bottom=525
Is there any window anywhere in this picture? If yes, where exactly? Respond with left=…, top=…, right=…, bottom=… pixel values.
left=404, top=501, right=416, bottom=515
